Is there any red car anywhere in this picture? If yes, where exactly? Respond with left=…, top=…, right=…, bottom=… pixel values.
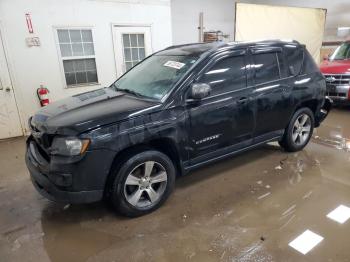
left=320, top=42, right=350, bottom=105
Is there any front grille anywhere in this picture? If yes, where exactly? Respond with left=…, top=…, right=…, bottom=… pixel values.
left=324, top=74, right=350, bottom=85
left=28, top=117, right=53, bottom=161
left=323, top=74, right=350, bottom=99
left=35, top=141, right=51, bottom=162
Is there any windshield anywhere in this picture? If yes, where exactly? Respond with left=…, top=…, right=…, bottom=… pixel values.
left=111, top=55, right=199, bottom=100
left=330, top=43, right=350, bottom=60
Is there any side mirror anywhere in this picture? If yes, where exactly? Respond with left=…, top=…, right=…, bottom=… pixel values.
left=190, top=83, right=211, bottom=100
left=289, top=65, right=296, bottom=76
left=323, top=55, right=329, bottom=61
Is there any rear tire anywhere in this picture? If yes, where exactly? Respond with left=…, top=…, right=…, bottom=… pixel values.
left=279, top=108, right=314, bottom=152
left=109, top=150, right=176, bottom=217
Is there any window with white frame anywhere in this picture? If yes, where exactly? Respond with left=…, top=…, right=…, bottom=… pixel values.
left=57, top=29, right=98, bottom=86
left=122, top=33, right=146, bottom=71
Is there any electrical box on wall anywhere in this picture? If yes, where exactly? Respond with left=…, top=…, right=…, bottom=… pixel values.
left=25, top=37, right=40, bottom=47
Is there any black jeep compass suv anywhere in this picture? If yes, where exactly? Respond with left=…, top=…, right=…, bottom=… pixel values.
left=26, top=40, right=331, bottom=217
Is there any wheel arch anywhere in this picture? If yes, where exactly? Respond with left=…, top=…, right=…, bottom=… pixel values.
left=295, top=98, right=319, bottom=116
left=104, top=137, right=183, bottom=198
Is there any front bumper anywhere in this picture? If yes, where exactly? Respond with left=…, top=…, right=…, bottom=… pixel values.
left=26, top=151, right=103, bottom=203
left=25, top=137, right=114, bottom=204
left=327, top=96, right=350, bottom=105
left=326, top=84, right=350, bottom=105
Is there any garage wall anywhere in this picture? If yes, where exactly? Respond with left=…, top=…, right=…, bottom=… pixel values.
left=171, top=0, right=349, bottom=44
left=0, top=0, right=172, bottom=132
left=171, top=0, right=235, bottom=44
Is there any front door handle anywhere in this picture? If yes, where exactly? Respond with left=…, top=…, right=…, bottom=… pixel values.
left=5, top=87, right=11, bottom=92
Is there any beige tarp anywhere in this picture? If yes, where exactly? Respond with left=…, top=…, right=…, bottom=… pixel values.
left=235, top=3, right=326, bottom=63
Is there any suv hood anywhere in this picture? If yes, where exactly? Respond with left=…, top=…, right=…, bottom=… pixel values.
left=320, top=59, right=350, bottom=74
left=31, top=88, right=160, bottom=135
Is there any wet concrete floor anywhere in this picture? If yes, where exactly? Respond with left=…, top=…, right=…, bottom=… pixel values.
left=1, top=108, right=350, bottom=262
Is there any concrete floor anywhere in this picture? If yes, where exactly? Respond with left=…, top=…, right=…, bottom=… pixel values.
left=1, top=109, right=350, bottom=262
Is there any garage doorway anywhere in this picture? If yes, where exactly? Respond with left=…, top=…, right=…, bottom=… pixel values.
left=113, top=25, right=152, bottom=77
left=0, top=28, right=22, bottom=139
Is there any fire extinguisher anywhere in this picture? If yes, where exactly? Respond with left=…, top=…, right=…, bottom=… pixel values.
left=37, top=85, right=50, bottom=107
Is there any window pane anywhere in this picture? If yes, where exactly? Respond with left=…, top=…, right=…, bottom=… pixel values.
left=63, top=60, right=74, bottom=73
left=76, top=72, right=87, bottom=84
left=253, top=53, right=280, bottom=84
left=85, top=58, right=96, bottom=70
left=83, top=43, right=95, bottom=55
left=130, top=34, right=137, bottom=47
left=64, top=58, right=98, bottom=86
left=72, top=43, right=84, bottom=56
left=74, top=60, right=85, bottom=71
left=65, top=72, right=76, bottom=85
left=58, top=28, right=97, bottom=86
left=285, top=46, right=303, bottom=76
left=139, top=48, right=145, bottom=60
left=87, top=70, right=98, bottom=83
left=199, top=55, right=246, bottom=95
left=125, top=62, right=133, bottom=71
left=123, top=34, right=130, bottom=47
left=124, top=47, right=131, bottom=61
left=137, top=34, right=145, bottom=47
left=278, top=53, right=288, bottom=78
left=131, top=48, right=139, bottom=61
left=57, top=29, right=70, bottom=43
left=81, top=30, right=93, bottom=42
left=69, top=30, right=82, bottom=43
left=59, top=43, right=72, bottom=57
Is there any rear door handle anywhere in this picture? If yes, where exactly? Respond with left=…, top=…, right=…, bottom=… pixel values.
left=237, top=97, right=248, bottom=104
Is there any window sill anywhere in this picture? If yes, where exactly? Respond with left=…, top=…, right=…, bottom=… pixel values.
left=65, top=82, right=101, bottom=89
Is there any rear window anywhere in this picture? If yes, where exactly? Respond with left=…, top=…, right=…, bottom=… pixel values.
left=284, top=45, right=304, bottom=76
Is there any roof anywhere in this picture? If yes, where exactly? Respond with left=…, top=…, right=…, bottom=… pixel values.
left=156, top=39, right=301, bottom=57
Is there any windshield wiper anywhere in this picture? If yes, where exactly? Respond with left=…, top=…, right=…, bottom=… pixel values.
left=115, top=88, right=145, bottom=98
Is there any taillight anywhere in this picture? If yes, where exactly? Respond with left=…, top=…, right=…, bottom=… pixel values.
left=348, top=88, right=350, bottom=100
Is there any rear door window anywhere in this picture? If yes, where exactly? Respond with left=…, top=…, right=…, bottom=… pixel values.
left=252, top=52, right=280, bottom=85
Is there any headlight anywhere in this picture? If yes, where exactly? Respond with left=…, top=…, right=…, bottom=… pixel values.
left=51, top=137, right=90, bottom=156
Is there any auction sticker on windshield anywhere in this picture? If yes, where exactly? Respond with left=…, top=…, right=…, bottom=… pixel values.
left=164, top=61, right=186, bottom=70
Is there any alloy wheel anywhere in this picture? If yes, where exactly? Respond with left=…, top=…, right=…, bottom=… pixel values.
left=123, top=161, right=167, bottom=208
left=292, top=113, right=311, bottom=146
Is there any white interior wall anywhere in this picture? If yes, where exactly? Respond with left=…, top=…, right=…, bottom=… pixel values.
left=171, top=0, right=235, bottom=44
left=171, top=0, right=350, bottom=44
left=0, top=0, right=172, bottom=132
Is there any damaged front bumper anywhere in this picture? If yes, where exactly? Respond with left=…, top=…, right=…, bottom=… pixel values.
left=25, top=136, right=114, bottom=204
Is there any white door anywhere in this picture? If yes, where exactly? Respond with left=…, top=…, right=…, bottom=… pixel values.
left=0, top=29, right=23, bottom=139
left=113, top=26, right=152, bottom=77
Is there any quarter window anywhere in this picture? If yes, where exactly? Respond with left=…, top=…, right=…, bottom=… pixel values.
left=284, top=46, right=304, bottom=76
left=252, top=53, right=280, bottom=85
left=199, top=55, right=247, bottom=96
left=57, top=29, right=98, bottom=86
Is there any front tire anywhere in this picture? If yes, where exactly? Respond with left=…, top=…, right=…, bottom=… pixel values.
left=110, top=150, right=176, bottom=217
left=279, top=108, right=314, bottom=152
